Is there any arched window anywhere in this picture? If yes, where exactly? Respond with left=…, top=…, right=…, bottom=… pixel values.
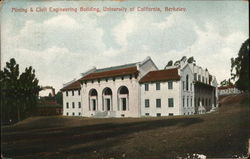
left=89, top=89, right=98, bottom=111
left=102, top=87, right=113, bottom=111
left=186, top=75, right=189, bottom=91
left=118, top=86, right=129, bottom=111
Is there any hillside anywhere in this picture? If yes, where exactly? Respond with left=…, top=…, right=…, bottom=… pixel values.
left=2, top=94, right=250, bottom=159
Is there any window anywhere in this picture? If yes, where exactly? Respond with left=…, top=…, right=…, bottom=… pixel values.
left=122, top=98, right=126, bottom=111
left=145, top=84, right=149, bottom=91
left=194, top=73, right=197, bottom=81
left=105, top=79, right=108, bottom=82
left=156, top=99, right=161, bottom=108
left=194, top=97, right=196, bottom=107
left=145, top=113, right=149, bottom=116
left=66, top=102, right=69, bottom=108
left=66, top=91, right=68, bottom=96
left=72, top=112, right=75, bottom=116
left=72, top=102, right=75, bottom=108
left=78, top=89, right=80, bottom=95
left=156, top=82, right=160, bottom=90
left=191, top=97, right=193, bottom=107
left=168, top=81, right=173, bottom=89
left=183, top=96, right=185, bottom=107
left=156, top=113, right=161, bottom=117
left=78, top=102, right=81, bottom=108
left=186, top=75, right=189, bottom=91
left=187, top=97, right=189, bottom=107
left=202, top=76, right=204, bottom=83
left=92, top=99, right=96, bottom=111
left=79, top=112, right=81, bottom=116
left=182, top=81, right=185, bottom=90
left=198, top=75, right=201, bottom=81
left=169, top=113, right=174, bottom=116
left=72, top=90, right=74, bottom=96
left=66, top=112, right=69, bottom=116
left=112, top=77, right=115, bottom=81
left=121, top=77, right=124, bottom=80
left=168, top=98, right=174, bottom=107
left=190, top=83, right=192, bottom=91
left=145, top=99, right=150, bottom=108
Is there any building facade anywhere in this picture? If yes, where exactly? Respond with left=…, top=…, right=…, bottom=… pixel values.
left=218, top=85, right=241, bottom=96
left=61, top=57, right=218, bottom=117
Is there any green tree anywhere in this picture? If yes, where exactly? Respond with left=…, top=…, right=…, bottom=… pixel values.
left=55, top=91, right=63, bottom=105
left=220, top=79, right=233, bottom=86
left=0, top=58, right=40, bottom=122
left=230, top=39, right=249, bottom=92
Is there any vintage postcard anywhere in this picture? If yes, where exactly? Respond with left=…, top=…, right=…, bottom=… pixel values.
left=1, top=0, right=249, bottom=159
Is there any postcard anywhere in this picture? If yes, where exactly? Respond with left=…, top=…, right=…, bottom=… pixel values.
left=1, top=0, right=249, bottom=159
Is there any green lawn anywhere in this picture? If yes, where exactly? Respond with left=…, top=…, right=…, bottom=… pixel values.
left=1, top=94, right=250, bottom=159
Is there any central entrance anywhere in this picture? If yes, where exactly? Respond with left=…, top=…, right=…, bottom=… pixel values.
left=102, top=87, right=113, bottom=111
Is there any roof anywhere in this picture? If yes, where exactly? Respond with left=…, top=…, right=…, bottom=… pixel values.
left=218, top=85, right=236, bottom=90
left=60, top=80, right=81, bottom=91
left=194, top=81, right=215, bottom=89
left=139, top=68, right=180, bottom=83
left=79, top=66, right=139, bottom=81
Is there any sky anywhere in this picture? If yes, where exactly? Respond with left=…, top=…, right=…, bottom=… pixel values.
left=1, top=0, right=249, bottom=96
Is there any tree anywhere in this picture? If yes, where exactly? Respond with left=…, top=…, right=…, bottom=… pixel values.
left=187, top=56, right=196, bottom=63
left=230, top=39, right=249, bottom=92
left=220, top=79, right=233, bottom=86
left=55, top=91, right=63, bottom=105
left=164, top=60, right=173, bottom=69
left=0, top=58, right=40, bottom=122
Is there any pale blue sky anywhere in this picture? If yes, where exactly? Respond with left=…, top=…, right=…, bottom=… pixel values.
left=1, top=0, right=249, bottom=95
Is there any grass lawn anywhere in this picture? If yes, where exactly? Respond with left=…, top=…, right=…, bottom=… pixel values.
left=1, top=94, right=250, bottom=159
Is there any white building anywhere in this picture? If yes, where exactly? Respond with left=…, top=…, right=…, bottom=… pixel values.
left=61, top=57, right=218, bottom=117
left=218, top=85, right=241, bottom=96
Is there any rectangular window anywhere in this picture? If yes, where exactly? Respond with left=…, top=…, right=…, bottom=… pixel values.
left=168, top=81, right=173, bottom=89
left=156, top=82, right=160, bottom=90
left=78, top=102, right=81, bottom=108
left=190, top=83, right=192, bottom=91
left=66, top=91, right=68, bottom=96
left=156, top=113, right=161, bottom=117
left=78, top=89, right=81, bottom=95
left=169, top=113, right=174, bottom=116
left=66, top=112, right=69, bottom=116
left=168, top=98, right=174, bottom=107
left=198, top=75, right=201, bottom=81
left=72, top=112, right=75, bottom=116
left=202, top=76, right=204, bottom=83
left=182, top=81, right=185, bottom=90
left=79, top=112, right=81, bottom=116
left=122, top=98, right=126, bottom=111
left=145, top=113, right=149, bottom=116
left=191, top=97, right=193, bottom=107
left=194, top=97, right=196, bottom=107
left=72, top=90, right=74, bottom=96
left=72, top=102, right=75, bottom=108
left=145, top=84, right=149, bottom=91
left=66, top=102, right=69, bottom=108
left=92, top=99, right=96, bottom=111
left=187, top=97, right=189, bottom=107
left=145, top=99, right=150, bottom=108
left=183, top=96, right=185, bottom=107
left=156, top=99, right=161, bottom=108
left=194, top=73, right=197, bottom=81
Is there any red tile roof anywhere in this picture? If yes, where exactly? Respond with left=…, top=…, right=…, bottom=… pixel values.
left=79, top=66, right=138, bottom=81
left=139, top=68, right=180, bottom=83
left=61, top=81, right=81, bottom=91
